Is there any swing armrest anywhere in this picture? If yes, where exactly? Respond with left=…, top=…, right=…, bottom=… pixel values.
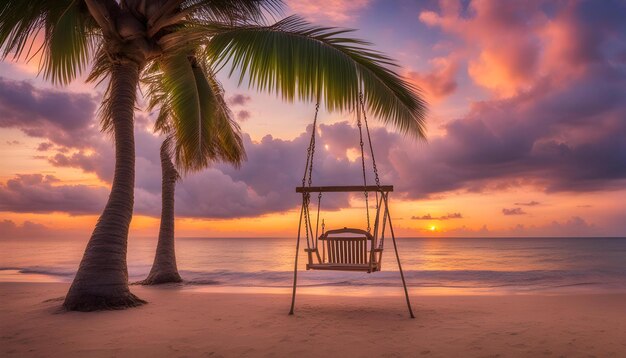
left=372, top=248, right=383, bottom=252
left=304, top=248, right=318, bottom=252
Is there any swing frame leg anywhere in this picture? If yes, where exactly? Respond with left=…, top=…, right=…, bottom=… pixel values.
left=289, top=205, right=304, bottom=315
left=384, top=194, right=415, bottom=319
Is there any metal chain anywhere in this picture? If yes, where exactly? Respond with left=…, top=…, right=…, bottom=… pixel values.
left=360, top=92, right=381, bottom=189
left=314, top=192, right=322, bottom=249
left=356, top=97, right=371, bottom=232
left=301, top=102, right=320, bottom=187
left=300, top=102, right=320, bottom=250
left=303, top=193, right=311, bottom=249
left=321, top=219, right=326, bottom=262
left=359, top=92, right=381, bottom=227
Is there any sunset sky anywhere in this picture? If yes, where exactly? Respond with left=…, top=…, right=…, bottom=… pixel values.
left=1, top=0, right=625, bottom=239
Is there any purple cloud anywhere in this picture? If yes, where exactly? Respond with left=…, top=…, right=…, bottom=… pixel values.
left=515, top=201, right=540, bottom=206
left=228, top=94, right=251, bottom=106
left=502, top=208, right=526, bottom=216
left=0, top=174, right=109, bottom=215
left=36, top=142, right=53, bottom=151
left=412, top=213, right=463, bottom=220
left=0, top=220, right=50, bottom=240
left=237, top=110, right=251, bottom=121
left=0, top=77, right=99, bottom=148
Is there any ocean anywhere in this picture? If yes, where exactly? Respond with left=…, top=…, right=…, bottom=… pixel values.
left=1, top=237, right=625, bottom=295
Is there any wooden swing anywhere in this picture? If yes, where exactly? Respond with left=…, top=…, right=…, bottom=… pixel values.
left=289, top=93, right=415, bottom=318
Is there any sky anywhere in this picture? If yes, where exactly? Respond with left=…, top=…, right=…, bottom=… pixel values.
left=1, top=0, right=625, bottom=239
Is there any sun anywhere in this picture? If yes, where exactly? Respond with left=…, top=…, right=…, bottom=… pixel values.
left=429, top=226, right=436, bottom=232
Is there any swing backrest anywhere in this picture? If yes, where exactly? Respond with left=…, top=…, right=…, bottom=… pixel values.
left=320, top=228, right=373, bottom=265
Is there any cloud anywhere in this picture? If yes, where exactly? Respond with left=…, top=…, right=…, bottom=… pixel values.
left=22, top=121, right=362, bottom=218
left=419, top=0, right=543, bottom=95
left=419, top=0, right=626, bottom=96
left=406, top=56, right=458, bottom=100
left=228, top=94, right=251, bottom=106
left=237, top=110, right=251, bottom=121
left=23, top=110, right=626, bottom=219
left=380, top=60, right=626, bottom=197
left=0, top=174, right=108, bottom=215
left=287, top=0, right=371, bottom=24
left=0, top=220, right=50, bottom=240
left=3, top=1, right=626, bottom=221
left=412, top=213, right=463, bottom=220
left=36, top=142, right=53, bottom=151
left=6, top=140, right=20, bottom=145
left=443, top=216, right=605, bottom=237
left=515, top=201, right=540, bottom=206
left=0, top=77, right=99, bottom=148
left=510, top=216, right=600, bottom=237
left=502, top=208, right=526, bottom=216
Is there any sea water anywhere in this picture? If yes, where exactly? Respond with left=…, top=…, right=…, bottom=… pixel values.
left=1, top=237, right=625, bottom=295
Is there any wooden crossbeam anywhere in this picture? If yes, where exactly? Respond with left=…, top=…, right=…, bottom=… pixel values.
left=295, top=185, right=393, bottom=193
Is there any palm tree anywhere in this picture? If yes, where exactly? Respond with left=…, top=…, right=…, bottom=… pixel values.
left=1, top=0, right=426, bottom=311
left=141, top=56, right=246, bottom=285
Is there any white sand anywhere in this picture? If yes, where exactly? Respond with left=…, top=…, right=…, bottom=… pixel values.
left=1, top=283, right=625, bottom=357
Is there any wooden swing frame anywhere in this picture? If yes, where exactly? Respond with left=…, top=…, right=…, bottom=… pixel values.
left=287, top=93, right=415, bottom=318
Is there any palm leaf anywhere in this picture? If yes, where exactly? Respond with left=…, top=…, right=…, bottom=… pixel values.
left=205, top=15, right=427, bottom=138
left=185, top=0, right=283, bottom=24
left=146, top=52, right=246, bottom=174
left=147, top=0, right=283, bottom=39
left=1, top=0, right=98, bottom=85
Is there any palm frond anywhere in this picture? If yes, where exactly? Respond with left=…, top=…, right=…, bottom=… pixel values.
left=147, top=0, right=283, bottom=39
left=185, top=0, right=283, bottom=24
left=0, top=1, right=50, bottom=60
left=145, top=52, right=246, bottom=174
left=200, top=61, right=246, bottom=166
left=1, top=0, right=98, bottom=85
left=205, top=15, right=427, bottom=138
left=43, top=1, right=98, bottom=84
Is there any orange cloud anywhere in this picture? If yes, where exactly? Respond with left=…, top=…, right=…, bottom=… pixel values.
left=419, top=0, right=546, bottom=96
left=406, top=56, right=458, bottom=101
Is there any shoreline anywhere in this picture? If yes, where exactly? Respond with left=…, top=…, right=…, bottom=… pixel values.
left=3, top=267, right=626, bottom=297
left=2, top=282, right=626, bottom=357
left=4, top=270, right=626, bottom=298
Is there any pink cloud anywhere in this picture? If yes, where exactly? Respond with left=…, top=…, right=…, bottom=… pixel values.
left=287, top=0, right=371, bottom=24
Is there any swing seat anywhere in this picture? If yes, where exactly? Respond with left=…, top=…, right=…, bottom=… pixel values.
left=305, top=228, right=382, bottom=273
left=306, top=263, right=379, bottom=272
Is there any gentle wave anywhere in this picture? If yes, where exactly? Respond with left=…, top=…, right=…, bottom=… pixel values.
left=3, top=266, right=625, bottom=292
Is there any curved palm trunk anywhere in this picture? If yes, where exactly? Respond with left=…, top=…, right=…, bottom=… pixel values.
left=64, top=60, right=146, bottom=311
left=142, top=141, right=182, bottom=284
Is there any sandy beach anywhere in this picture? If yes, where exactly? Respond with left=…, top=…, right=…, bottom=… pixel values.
left=1, top=283, right=625, bottom=357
